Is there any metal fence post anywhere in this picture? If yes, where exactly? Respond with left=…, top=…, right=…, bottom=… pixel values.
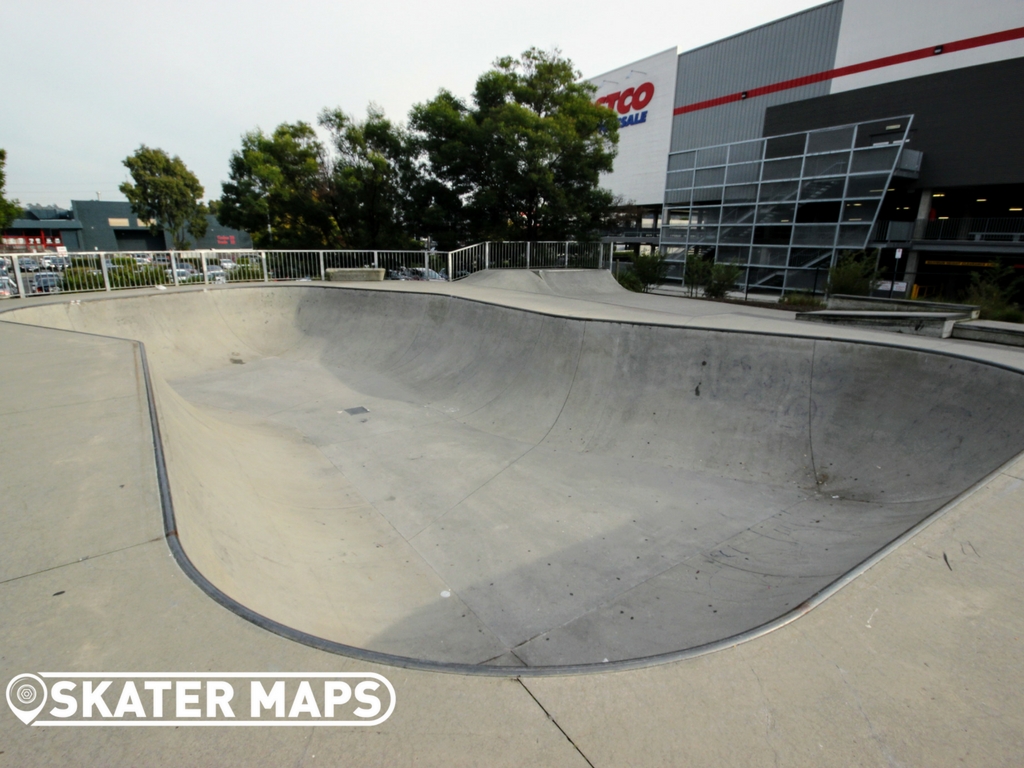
left=447, top=250, right=453, bottom=282
left=373, top=251, right=379, bottom=269
left=261, top=252, right=269, bottom=283
left=101, top=252, right=112, bottom=291
left=484, top=242, right=490, bottom=270
left=319, top=250, right=326, bottom=281
left=525, top=241, right=531, bottom=270
left=11, top=253, right=25, bottom=298
left=201, top=251, right=209, bottom=285
left=564, top=242, right=569, bottom=268
left=424, top=250, right=429, bottom=271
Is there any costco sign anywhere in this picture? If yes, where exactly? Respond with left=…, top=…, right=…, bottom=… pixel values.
left=596, top=82, right=655, bottom=127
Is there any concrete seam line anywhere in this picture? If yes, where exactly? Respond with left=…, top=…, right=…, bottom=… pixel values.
left=516, top=678, right=596, bottom=768
left=3, top=286, right=1024, bottom=676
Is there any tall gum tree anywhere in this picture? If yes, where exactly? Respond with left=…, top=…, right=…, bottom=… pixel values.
left=120, top=146, right=208, bottom=250
left=410, top=48, right=620, bottom=242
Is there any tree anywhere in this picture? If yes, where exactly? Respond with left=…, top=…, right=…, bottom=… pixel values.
left=120, top=146, right=208, bottom=250
left=0, top=149, right=21, bottom=232
left=217, top=122, right=336, bottom=248
left=319, top=105, right=419, bottom=249
left=410, top=47, right=619, bottom=243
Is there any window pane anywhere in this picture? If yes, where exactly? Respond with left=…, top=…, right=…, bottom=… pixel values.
left=765, top=133, right=806, bottom=158
left=750, top=247, right=788, bottom=266
left=850, top=147, right=898, bottom=173
left=800, top=178, right=845, bottom=200
left=688, top=226, right=718, bottom=244
left=694, top=167, right=726, bottom=186
left=759, top=181, right=799, bottom=202
left=806, top=126, right=854, bottom=153
left=756, top=204, right=795, bottom=224
left=788, top=247, right=832, bottom=267
left=692, top=187, right=723, bottom=203
left=837, top=224, right=872, bottom=246
left=721, top=205, right=755, bottom=224
left=666, top=170, right=694, bottom=190
left=802, top=152, right=849, bottom=178
left=695, top=146, right=729, bottom=167
left=715, top=246, right=748, bottom=264
left=762, top=158, right=803, bottom=181
left=796, top=200, right=841, bottom=223
left=668, top=152, right=695, bottom=171
left=719, top=226, right=753, bottom=244
left=728, top=140, right=764, bottom=164
left=690, top=207, right=720, bottom=224
left=753, top=225, right=792, bottom=245
left=842, top=200, right=878, bottom=222
left=724, top=184, right=758, bottom=202
left=726, top=162, right=761, bottom=184
left=666, top=189, right=692, bottom=204
left=792, top=225, right=837, bottom=245
left=845, top=174, right=889, bottom=198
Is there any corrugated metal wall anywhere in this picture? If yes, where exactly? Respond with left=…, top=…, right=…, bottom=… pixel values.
left=671, top=1, right=844, bottom=152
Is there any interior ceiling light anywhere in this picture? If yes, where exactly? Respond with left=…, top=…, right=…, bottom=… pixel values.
left=977, top=198, right=987, bottom=202
left=933, top=193, right=945, bottom=197
left=1011, top=207, right=1023, bottom=212
left=939, top=216, right=949, bottom=220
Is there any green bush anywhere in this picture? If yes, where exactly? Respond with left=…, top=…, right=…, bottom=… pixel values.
left=62, top=267, right=105, bottom=292
left=630, top=249, right=669, bottom=293
left=967, top=265, right=1023, bottom=323
left=616, top=269, right=643, bottom=292
left=703, top=263, right=743, bottom=299
left=229, top=264, right=264, bottom=281
left=828, top=253, right=875, bottom=296
left=683, top=257, right=712, bottom=297
left=780, top=290, right=824, bottom=308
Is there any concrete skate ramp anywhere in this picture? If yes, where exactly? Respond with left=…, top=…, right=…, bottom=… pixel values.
left=9, top=286, right=1024, bottom=669
left=459, top=268, right=624, bottom=297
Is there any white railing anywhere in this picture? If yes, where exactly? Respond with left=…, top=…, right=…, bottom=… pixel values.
left=0, top=242, right=611, bottom=299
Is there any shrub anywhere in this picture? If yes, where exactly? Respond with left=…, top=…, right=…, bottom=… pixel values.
left=62, top=267, right=105, bottom=292
left=703, top=263, right=742, bottom=299
left=616, top=269, right=643, bottom=292
left=683, top=257, right=712, bottom=297
left=967, top=265, right=1023, bottom=323
left=828, top=253, right=875, bottom=296
left=780, top=290, right=824, bottom=308
left=630, top=249, right=669, bottom=293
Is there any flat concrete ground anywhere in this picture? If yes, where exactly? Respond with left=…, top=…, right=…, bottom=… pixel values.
left=2, top=275, right=1024, bottom=765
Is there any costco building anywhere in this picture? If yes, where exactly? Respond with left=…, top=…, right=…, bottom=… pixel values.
left=588, top=0, right=1024, bottom=298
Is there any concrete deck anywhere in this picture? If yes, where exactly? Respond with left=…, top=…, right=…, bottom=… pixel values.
left=3, top=272, right=1023, bottom=765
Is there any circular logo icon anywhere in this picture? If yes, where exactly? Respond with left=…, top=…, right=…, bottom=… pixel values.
left=6, top=674, right=48, bottom=725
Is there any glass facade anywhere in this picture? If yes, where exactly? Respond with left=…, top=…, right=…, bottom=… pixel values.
left=660, top=117, right=913, bottom=293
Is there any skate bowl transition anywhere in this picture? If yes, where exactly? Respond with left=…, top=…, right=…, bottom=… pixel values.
left=6, top=276, right=1024, bottom=673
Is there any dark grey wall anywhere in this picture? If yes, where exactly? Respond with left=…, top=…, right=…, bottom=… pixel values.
left=763, top=57, right=1024, bottom=189
left=671, top=0, right=843, bottom=152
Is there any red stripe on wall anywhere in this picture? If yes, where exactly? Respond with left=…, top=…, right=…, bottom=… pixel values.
left=673, top=25, right=1024, bottom=116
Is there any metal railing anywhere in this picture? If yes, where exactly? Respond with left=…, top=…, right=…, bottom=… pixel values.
left=1, top=242, right=611, bottom=299
left=447, top=241, right=611, bottom=279
left=872, top=217, right=1024, bottom=244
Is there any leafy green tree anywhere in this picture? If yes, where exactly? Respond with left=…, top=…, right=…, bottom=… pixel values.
left=0, top=149, right=21, bottom=231
left=319, top=105, right=419, bottom=249
left=218, top=122, right=337, bottom=248
left=120, top=146, right=208, bottom=250
left=410, top=48, right=619, bottom=243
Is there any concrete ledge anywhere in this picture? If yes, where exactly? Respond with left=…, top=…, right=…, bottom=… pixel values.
left=795, top=310, right=963, bottom=338
left=828, top=294, right=980, bottom=319
left=326, top=267, right=385, bottom=282
left=952, top=319, right=1024, bottom=347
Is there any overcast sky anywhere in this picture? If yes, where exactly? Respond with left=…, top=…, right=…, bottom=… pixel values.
left=3, top=0, right=823, bottom=207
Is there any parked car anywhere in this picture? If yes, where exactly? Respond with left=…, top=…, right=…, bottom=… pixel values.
left=219, top=259, right=237, bottom=271
left=0, top=276, right=19, bottom=298
left=152, top=254, right=171, bottom=265
left=32, top=272, right=63, bottom=294
left=18, top=257, right=40, bottom=272
left=205, top=265, right=227, bottom=283
left=165, top=267, right=195, bottom=283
